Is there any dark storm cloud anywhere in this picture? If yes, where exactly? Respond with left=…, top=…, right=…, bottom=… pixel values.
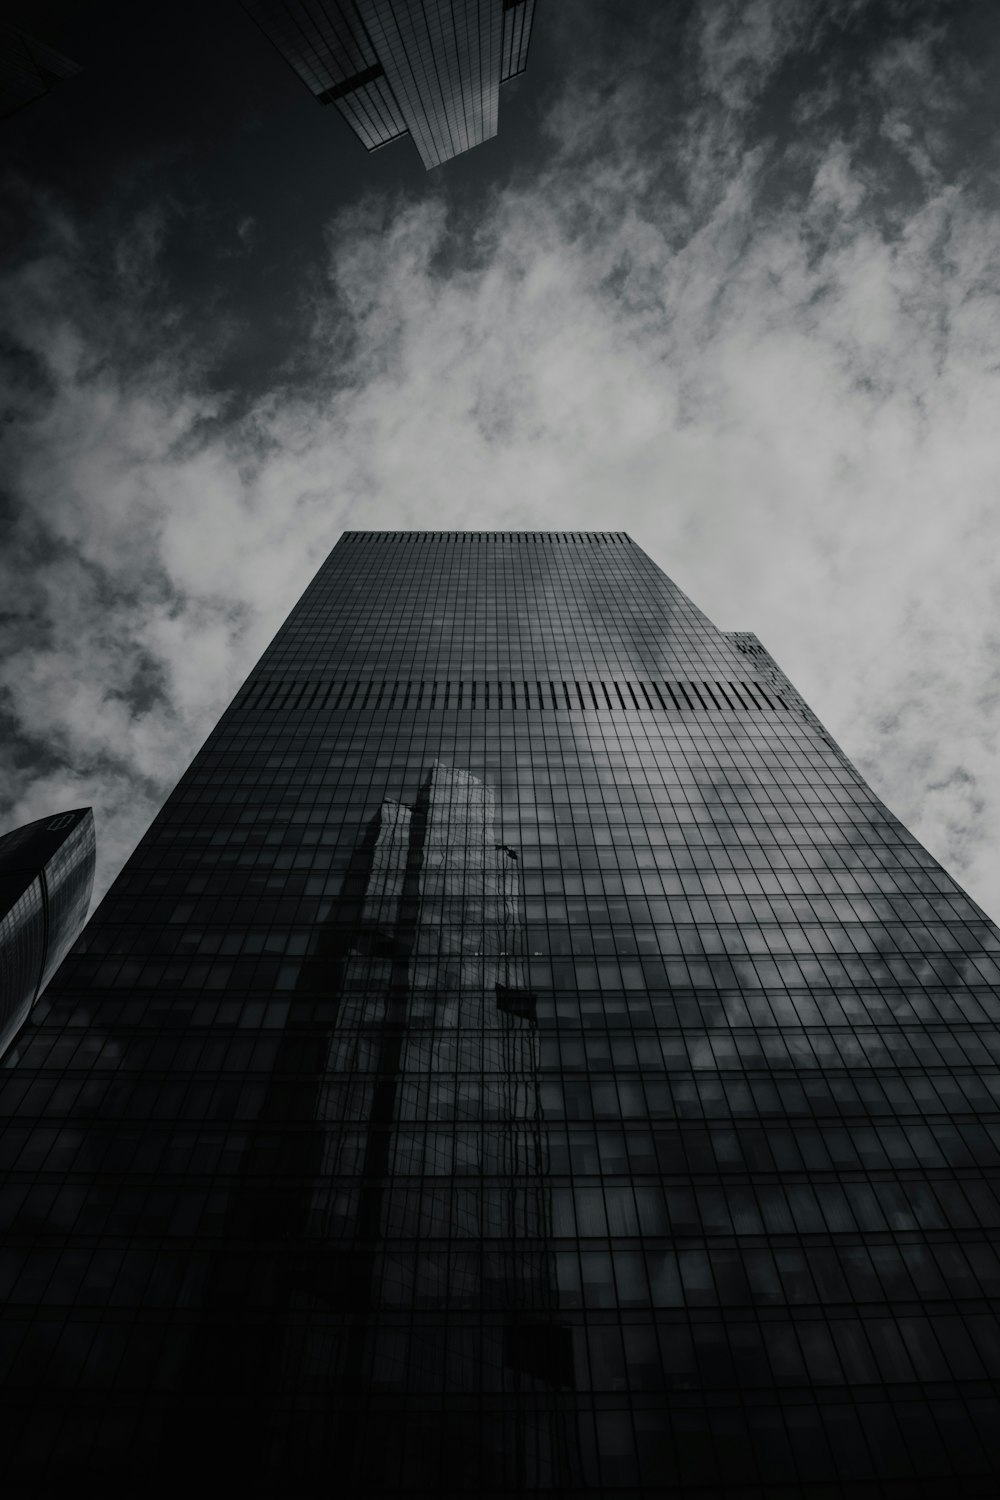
left=2, top=0, right=1000, bottom=912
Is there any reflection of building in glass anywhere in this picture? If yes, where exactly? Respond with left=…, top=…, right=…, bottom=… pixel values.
left=242, top=0, right=535, bottom=168
left=308, top=761, right=571, bottom=1483
left=6, top=533, right=1000, bottom=1495
left=0, top=808, right=95, bottom=1057
left=0, top=22, right=82, bottom=120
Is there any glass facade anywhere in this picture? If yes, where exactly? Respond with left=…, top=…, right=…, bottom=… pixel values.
left=3, top=531, right=1000, bottom=1494
left=0, top=23, right=81, bottom=122
left=0, top=807, right=95, bottom=1059
left=242, top=0, right=536, bottom=167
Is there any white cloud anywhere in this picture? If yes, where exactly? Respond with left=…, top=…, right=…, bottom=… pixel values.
left=3, top=0, right=1000, bottom=918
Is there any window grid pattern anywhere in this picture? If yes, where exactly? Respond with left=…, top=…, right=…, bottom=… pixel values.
left=500, top=0, right=534, bottom=81
left=1, top=535, right=999, bottom=1495
left=241, top=0, right=409, bottom=147
left=242, top=0, right=534, bottom=167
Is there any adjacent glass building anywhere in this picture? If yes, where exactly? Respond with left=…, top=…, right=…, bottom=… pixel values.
left=0, top=807, right=94, bottom=1060
left=3, top=531, right=1000, bottom=1496
left=242, top=0, right=535, bottom=168
left=0, top=21, right=82, bottom=121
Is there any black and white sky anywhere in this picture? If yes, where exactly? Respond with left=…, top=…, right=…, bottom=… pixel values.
left=3, top=0, right=1000, bottom=913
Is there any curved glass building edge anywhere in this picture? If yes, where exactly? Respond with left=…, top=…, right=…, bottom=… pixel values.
left=0, top=807, right=96, bottom=1058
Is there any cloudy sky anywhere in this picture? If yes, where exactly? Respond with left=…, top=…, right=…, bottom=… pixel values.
left=3, top=0, right=1000, bottom=916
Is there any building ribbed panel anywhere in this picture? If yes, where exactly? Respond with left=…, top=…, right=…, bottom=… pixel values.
left=243, top=0, right=534, bottom=166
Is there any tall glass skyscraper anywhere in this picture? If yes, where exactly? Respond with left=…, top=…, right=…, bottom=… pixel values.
left=3, top=531, right=1000, bottom=1496
left=242, top=0, right=535, bottom=168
